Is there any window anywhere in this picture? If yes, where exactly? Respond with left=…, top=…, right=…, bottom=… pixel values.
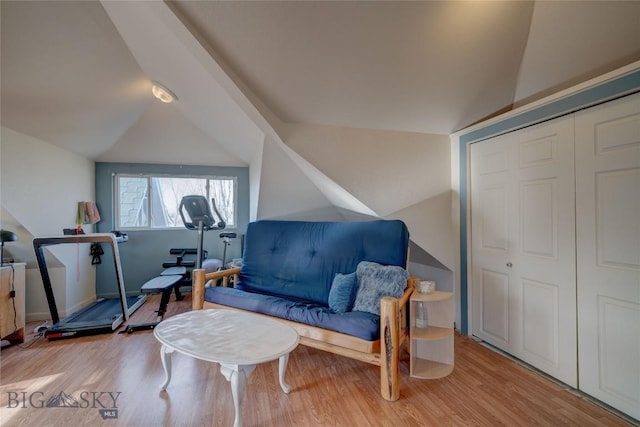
left=115, top=174, right=236, bottom=229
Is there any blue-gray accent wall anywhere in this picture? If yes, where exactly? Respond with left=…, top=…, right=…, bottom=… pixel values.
left=94, top=162, right=249, bottom=297
left=457, top=69, right=640, bottom=335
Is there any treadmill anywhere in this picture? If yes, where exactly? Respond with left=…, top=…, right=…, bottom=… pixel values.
left=33, top=233, right=145, bottom=340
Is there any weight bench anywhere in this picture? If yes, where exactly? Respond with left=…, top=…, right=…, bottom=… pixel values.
left=160, top=266, right=188, bottom=301
left=121, top=196, right=227, bottom=335
left=120, top=273, right=184, bottom=334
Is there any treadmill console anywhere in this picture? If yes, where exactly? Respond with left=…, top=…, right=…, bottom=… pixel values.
left=111, top=230, right=128, bottom=243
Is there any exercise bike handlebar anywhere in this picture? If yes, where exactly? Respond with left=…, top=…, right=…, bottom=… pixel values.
left=208, top=199, right=226, bottom=230
left=179, top=196, right=226, bottom=231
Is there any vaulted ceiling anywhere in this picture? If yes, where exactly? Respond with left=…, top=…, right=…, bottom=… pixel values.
left=1, top=1, right=639, bottom=166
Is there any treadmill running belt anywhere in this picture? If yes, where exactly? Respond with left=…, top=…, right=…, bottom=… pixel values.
left=44, top=297, right=142, bottom=340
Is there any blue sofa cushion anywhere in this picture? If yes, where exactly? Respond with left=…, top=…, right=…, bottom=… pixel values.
left=235, top=220, right=409, bottom=306
left=328, top=272, right=358, bottom=313
left=353, top=261, right=409, bottom=315
left=205, top=286, right=380, bottom=341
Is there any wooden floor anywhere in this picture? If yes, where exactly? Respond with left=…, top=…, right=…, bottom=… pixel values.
left=0, top=293, right=635, bottom=427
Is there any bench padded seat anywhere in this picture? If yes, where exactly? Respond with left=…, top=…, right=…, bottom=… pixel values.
left=141, top=275, right=182, bottom=293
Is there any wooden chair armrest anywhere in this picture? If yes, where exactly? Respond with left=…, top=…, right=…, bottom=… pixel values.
left=379, top=276, right=415, bottom=401
left=192, top=267, right=241, bottom=311
left=204, top=266, right=241, bottom=281
left=400, top=276, right=417, bottom=306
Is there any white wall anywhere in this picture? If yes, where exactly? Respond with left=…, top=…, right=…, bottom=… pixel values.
left=0, top=127, right=96, bottom=320
left=513, top=1, right=640, bottom=107
left=256, top=135, right=335, bottom=220
left=248, top=136, right=265, bottom=222
left=250, top=122, right=456, bottom=307
left=283, top=123, right=454, bottom=269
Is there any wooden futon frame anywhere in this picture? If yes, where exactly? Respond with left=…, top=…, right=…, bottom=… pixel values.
left=192, top=268, right=415, bottom=401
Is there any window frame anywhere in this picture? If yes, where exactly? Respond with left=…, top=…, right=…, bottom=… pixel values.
left=114, top=173, right=238, bottom=231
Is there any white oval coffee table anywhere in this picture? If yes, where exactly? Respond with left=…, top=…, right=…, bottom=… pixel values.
left=154, top=309, right=299, bottom=427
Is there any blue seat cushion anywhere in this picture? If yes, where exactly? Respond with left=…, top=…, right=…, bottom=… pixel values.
left=205, top=286, right=380, bottom=341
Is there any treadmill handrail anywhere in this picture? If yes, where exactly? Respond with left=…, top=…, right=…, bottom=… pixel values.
left=33, top=233, right=130, bottom=328
left=34, top=233, right=120, bottom=246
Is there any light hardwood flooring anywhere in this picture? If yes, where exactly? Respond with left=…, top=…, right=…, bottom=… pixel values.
left=0, top=293, right=635, bottom=427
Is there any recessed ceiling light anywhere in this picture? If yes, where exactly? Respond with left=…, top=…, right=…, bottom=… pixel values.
left=151, top=81, right=177, bottom=103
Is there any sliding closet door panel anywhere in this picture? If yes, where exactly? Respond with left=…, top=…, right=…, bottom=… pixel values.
left=597, top=169, right=640, bottom=269
left=520, top=179, right=557, bottom=258
left=513, top=117, right=577, bottom=386
left=480, top=268, right=510, bottom=344
left=471, top=133, right=515, bottom=352
left=522, top=278, right=559, bottom=364
left=480, top=187, right=508, bottom=251
left=575, top=92, right=640, bottom=420
left=470, top=116, right=577, bottom=387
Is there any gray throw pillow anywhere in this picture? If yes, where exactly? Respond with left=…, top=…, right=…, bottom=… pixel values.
left=352, top=261, right=409, bottom=315
left=328, top=272, right=358, bottom=313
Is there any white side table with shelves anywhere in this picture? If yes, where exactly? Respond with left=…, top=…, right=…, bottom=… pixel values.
left=410, top=290, right=454, bottom=379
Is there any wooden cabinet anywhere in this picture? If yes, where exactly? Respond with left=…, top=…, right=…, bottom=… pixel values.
left=410, top=290, right=454, bottom=379
left=1, top=263, right=26, bottom=344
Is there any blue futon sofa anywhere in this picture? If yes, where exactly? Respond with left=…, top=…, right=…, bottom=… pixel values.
left=192, top=220, right=415, bottom=401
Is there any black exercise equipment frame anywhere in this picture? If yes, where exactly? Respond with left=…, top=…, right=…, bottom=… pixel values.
left=121, top=196, right=226, bottom=334
left=179, top=195, right=226, bottom=268
left=33, top=233, right=145, bottom=340
left=119, top=274, right=182, bottom=334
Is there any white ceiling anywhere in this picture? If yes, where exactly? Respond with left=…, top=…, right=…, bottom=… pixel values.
left=1, top=1, right=640, bottom=165
left=168, top=0, right=534, bottom=134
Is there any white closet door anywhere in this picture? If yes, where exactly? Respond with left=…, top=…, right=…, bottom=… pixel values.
left=575, top=92, right=640, bottom=420
left=471, top=132, right=514, bottom=351
left=470, top=116, right=577, bottom=387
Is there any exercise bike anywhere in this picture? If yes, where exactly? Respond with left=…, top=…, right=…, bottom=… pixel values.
left=217, top=231, right=238, bottom=286
left=179, top=195, right=226, bottom=268
left=121, top=195, right=226, bottom=334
